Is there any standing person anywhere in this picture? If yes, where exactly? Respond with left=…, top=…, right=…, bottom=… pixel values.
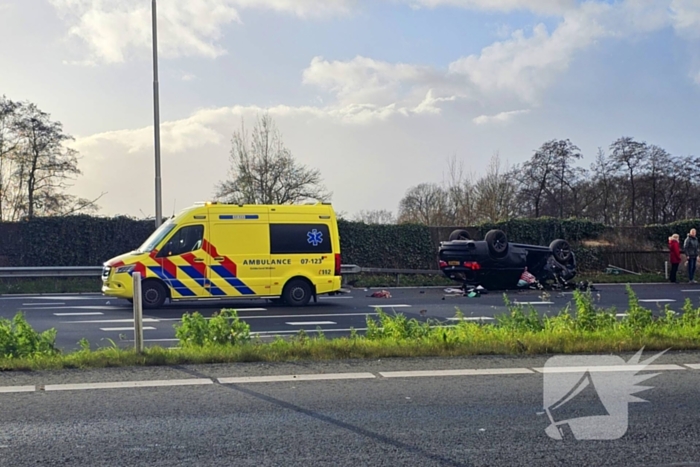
left=669, top=234, right=681, bottom=283
left=684, top=228, right=699, bottom=283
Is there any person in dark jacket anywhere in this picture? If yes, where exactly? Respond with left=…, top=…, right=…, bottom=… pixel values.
left=669, top=234, right=681, bottom=283
left=684, top=228, right=699, bottom=283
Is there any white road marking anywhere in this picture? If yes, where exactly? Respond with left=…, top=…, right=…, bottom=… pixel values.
left=21, top=305, right=125, bottom=310
left=99, top=326, right=157, bottom=332
left=682, top=290, right=700, bottom=292
left=285, top=321, right=337, bottom=326
left=616, top=313, right=628, bottom=317
left=368, top=304, right=411, bottom=308
left=533, top=364, right=685, bottom=373
left=53, top=312, right=104, bottom=316
left=319, top=296, right=354, bottom=300
left=65, top=318, right=159, bottom=324
left=143, top=338, right=180, bottom=342
left=252, top=328, right=369, bottom=335
left=22, top=302, right=65, bottom=306
left=684, top=364, right=700, bottom=369
left=44, top=379, right=214, bottom=391
left=154, top=312, right=378, bottom=322
left=638, top=299, right=676, bottom=303
left=18, top=296, right=99, bottom=301
left=0, top=386, right=35, bottom=393
left=218, top=372, right=376, bottom=384
left=447, top=317, right=496, bottom=321
left=513, top=301, right=554, bottom=305
left=379, top=368, right=534, bottom=378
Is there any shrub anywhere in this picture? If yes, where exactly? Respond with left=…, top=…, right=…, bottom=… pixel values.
left=174, top=309, right=251, bottom=346
left=0, top=312, right=58, bottom=358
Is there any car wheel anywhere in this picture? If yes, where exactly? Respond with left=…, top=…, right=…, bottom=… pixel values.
left=550, top=239, right=572, bottom=263
left=282, top=279, right=313, bottom=307
left=142, top=280, right=167, bottom=309
left=485, top=229, right=509, bottom=258
left=448, top=229, right=471, bottom=241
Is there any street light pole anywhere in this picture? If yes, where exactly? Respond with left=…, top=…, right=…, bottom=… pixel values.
left=152, top=0, right=163, bottom=228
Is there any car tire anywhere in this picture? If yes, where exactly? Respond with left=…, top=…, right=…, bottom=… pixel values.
left=142, top=280, right=167, bottom=309
left=448, top=229, right=471, bottom=241
left=485, top=229, right=509, bottom=258
left=282, top=279, right=313, bottom=307
left=550, top=239, right=572, bottom=263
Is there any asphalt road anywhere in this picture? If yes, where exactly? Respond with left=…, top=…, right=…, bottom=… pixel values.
left=2, top=283, right=700, bottom=350
left=1, top=353, right=700, bottom=466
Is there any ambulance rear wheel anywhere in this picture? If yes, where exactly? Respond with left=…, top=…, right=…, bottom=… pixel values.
left=282, top=279, right=312, bottom=307
left=142, top=281, right=167, bottom=309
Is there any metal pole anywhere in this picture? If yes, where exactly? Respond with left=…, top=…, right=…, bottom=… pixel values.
left=152, top=0, right=162, bottom=228
left=132, top=272, right=144, bottom=353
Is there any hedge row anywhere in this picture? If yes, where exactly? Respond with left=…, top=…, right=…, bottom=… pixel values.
left=0, top=215, right=608, bottom=269
left=645, top=219, right=700, bottom=249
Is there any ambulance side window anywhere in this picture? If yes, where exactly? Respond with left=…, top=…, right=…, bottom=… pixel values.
left=270, top=224, right=332, bottom=254
left=158, top=225, right=204, bottom=257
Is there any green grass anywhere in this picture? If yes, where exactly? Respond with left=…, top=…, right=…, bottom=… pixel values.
left=0, top=277, right=100, bottom=295
left=2, top=286, right=700, bottom=371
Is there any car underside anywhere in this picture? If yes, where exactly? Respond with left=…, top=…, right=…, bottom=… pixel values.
left=437, top=229, right=577, bottom=290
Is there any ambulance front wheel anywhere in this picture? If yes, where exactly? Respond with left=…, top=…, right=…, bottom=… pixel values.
left=142, top=280, right=167, bottom=309
left=282, top=279, right=313, bottom=307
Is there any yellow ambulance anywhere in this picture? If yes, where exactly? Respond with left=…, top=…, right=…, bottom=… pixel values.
left=101, top=202, right=343, bottom=309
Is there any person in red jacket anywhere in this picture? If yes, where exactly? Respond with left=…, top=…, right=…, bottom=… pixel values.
left=669, top=234, right=681, bottom=283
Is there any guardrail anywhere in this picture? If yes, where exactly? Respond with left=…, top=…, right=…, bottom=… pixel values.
left=0, top=265, right=442, bottom=279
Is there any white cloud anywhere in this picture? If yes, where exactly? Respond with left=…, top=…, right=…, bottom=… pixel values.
left=473, top=109, right=530, bottom=125
left=671, top=0, right=700, bottom=39
left=401, top=0, right=576, bottom=15
left=49, top=0, right=353, bottom=65
left=182, top=73, right=197, bottom=82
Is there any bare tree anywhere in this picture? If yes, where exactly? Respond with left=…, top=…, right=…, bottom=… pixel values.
left=610, top=136, right=647, bottom=226
left=443, top=155, right=478, bottom=226
left=354, top=209, right=396, bottom=224
left=397, top=183, right=450, bottom=225
left=474, top=153, right=517, bottom=222
left=216, top=114, right=331, bottom=205
left=0, top=96, right=21, bottom=220
left=8, top=102, right=100, bottom=220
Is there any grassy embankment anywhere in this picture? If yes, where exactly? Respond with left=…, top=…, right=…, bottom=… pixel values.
left=1, top=286, right=699, bottom=371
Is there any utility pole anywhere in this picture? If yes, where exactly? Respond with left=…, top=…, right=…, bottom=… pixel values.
left=152, top=0, right=163, bottom=228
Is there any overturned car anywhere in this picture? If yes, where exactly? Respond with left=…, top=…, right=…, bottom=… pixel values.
left=437, top=229, right=577, bottom=290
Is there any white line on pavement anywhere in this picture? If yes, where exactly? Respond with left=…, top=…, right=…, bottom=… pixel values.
left=285, top=321, right=337, bottom=326
left=22, top=302, right=65, bottom=306
left=0, top=386, right=36, bottom=393
left=513, top=301, right=554, bottom=305
left=368, top=304, right=411, bottom=308
left=65, top=318, right=160, bottom=324
left=53, top=312, right=104, bottom=316
left=99, top=326, right=157, bottom=332
left=22, top=305, right=125, bottom=310
left=447, top=317, right=496, bottom=321
left=638, top=299, right=676, bottom=303
left=533, top=364, right=686, bottom=373
left=684, top=364, right=700, bottom=369
left=155, top=312, right=379, bottom=322
left=380, top=368, right=534, bottom=378
left=682, top=290, right=700, bottom=292
left=44, top=379, right=214, bottom=391
left=17, top=296, right=99, bottom=301
left=218, top=373, right=376, bottom=384
left=616, top=313, right=629, bottom=317
left=252, top=328, right=369, bottom=335
left=319, top=296, right=354, bottom=300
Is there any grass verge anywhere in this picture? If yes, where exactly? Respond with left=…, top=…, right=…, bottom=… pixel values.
left=0, top=277, right=101, bottom=295
left=2, top=286, right=700, bottom=371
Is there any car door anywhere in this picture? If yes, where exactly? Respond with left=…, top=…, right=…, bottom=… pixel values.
left=155, top=223, right=209, bottom=298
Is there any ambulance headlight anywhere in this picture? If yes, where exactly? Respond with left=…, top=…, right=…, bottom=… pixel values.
left=115, top=265, right=135, bottom=274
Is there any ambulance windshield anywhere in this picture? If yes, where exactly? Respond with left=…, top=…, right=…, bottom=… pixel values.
left=136, top=219, right=176, bottom=253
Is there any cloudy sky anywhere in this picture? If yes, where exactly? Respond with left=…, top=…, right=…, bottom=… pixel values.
left=1, top=0, right=699, bottom=219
